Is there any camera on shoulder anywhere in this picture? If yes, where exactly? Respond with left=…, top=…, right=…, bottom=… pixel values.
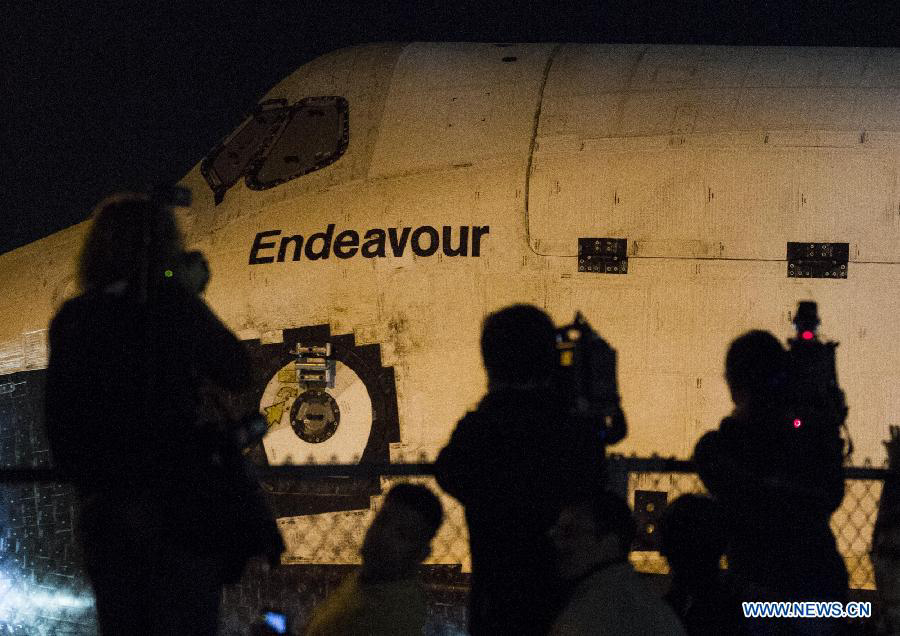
left=553, top=312, right=627, bottom=445
left=781, top=301, right=851, bottom=460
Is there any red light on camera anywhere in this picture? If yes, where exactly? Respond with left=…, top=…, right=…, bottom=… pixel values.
left=793, top=419, right=803, bottom=429
left=801, top=330, right=814, bottom=340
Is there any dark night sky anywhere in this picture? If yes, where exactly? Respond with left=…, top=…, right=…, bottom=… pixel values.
left=3, top=1, right=899, bottom=255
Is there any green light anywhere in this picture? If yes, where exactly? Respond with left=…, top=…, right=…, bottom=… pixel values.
left=164, top=270, right=174, bottom=278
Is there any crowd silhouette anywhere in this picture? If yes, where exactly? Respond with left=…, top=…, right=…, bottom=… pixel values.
left=44, top=193, right=896, bottom=634
left=309, top=303, right=888, bottom=635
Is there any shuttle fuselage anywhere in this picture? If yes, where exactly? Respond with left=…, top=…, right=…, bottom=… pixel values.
left=2, top=42, right=899, bottom=470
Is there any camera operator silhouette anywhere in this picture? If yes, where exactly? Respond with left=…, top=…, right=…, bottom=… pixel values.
left=435, top=304, right=610, bottom=635
left=45, top=192, right=283, bottom=635
left=694, top=326, right=847, bottom=635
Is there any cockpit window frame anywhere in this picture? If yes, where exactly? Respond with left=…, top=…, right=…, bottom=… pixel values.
left=200, top=99, right=291, bottom=205
left=200, top=96, right=350, bottom=204
left=244, top=96, right=350, bottom=192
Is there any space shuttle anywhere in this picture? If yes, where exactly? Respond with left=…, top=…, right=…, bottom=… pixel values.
left=1, top=43, right=898, bottom=579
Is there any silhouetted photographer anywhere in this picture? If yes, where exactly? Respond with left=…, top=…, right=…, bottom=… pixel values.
left=435, top=304, right=616, bottom=635
left=45, top=191, right=283, bottom=635
left=694, top=303, right=849, bottom=633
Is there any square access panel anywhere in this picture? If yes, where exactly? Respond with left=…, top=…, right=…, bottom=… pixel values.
left=632, top=489, right=667, bottom=552
left=578, top=238, right=628, bottom=274
left=787, top=242, right=848, bottom=279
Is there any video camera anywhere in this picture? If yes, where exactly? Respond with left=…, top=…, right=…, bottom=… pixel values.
left=554, top=312, right=627, bottom=445
left=781, top=301, right=852, bottom=459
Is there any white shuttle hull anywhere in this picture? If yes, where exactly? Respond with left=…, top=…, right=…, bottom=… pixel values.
left=1, top=43, right=898, bottom=582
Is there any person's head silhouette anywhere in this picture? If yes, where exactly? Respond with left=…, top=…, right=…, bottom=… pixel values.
left=481, top=304, right=557, bottom=391
left=360, top=484, right=443, bottom=582
left=660, top=494, right=725, bottom=582
left=549, top=490, right=635, bottom=581
left=724, top=330, right=788, bottom=415
left=79, top=193, right=184, bottom=293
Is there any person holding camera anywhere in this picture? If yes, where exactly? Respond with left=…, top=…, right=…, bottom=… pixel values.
left=435, top=304, right=608, bottom=635
left=45, top=193, right=281, bottom=634
left=693, top=329, right=847, bottom=633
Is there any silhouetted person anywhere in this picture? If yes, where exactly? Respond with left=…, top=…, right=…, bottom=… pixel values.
left=694, top=330, right=847, bottom=635
left=305, top=483, right=443, bottom=636
left=660, top=494, right=743, bottom=635
left=435, top=304, right=607, bottom=635
left=45, top=193, right=277, bottom=635
left=548, top=490, right=685, bottom=635
left=872, top=425, right=900, bottom=635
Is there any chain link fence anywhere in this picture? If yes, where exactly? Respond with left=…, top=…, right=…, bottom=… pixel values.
left=261, top=458, right=885, bottom=591
left=616, top=458, right=883, bottom=591
left=0, top=459, right=889, bottom=634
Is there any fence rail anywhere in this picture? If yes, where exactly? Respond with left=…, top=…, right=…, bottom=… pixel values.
left=0, top=459, right=890, bottom=481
